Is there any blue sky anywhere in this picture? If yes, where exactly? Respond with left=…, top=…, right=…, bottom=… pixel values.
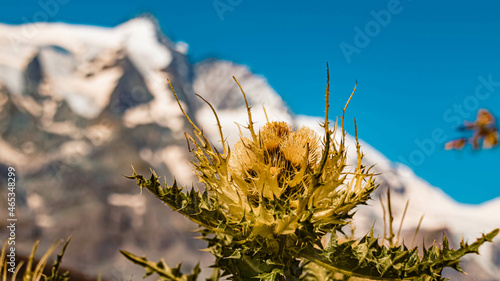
left=2, top=0, right=500, bottom=204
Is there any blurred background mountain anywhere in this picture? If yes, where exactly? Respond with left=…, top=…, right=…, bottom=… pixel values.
left=0, top=18, right=499, bottom=280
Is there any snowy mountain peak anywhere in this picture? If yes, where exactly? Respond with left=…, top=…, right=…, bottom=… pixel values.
left=0, top=17, right=177, bottom=120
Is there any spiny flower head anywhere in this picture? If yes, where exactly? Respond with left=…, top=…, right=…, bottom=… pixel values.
left=167, top=74, right=377, bottom=239
left=229, top=123, right=319, bottom=183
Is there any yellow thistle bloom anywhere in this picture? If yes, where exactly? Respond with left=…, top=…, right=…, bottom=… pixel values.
left=165, top=71, right=377, bottom=239
left=126, top=66, right=499, bottom=280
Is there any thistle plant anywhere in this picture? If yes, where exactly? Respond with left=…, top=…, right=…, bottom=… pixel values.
left=1, top=238, right=70, bottom=281
left=124, top=66, right=498, bottom=281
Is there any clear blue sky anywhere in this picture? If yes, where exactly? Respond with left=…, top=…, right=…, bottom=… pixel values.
left=2, top=0, right=500, bottom=204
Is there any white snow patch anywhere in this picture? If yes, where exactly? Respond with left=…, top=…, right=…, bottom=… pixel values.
left=175, top=41, right=189, bottom=55
left=0, top=18, right=173, bottom=119
left=108, top=193, right=146, bottom=216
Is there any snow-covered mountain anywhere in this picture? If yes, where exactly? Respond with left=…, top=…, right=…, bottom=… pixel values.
left=0, top=18, right=498, bottom=280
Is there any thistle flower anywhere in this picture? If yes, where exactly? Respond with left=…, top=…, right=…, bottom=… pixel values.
left=162, top=71, right=376, bottom=240
left=260, top=121, right=292, bottom=152
left=280, top=126, right=320, bottom=168
left=126, top=66, right=498, bottom=281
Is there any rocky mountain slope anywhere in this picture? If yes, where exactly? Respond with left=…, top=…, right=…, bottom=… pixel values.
left=0, top=17, right=498, bottom=280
